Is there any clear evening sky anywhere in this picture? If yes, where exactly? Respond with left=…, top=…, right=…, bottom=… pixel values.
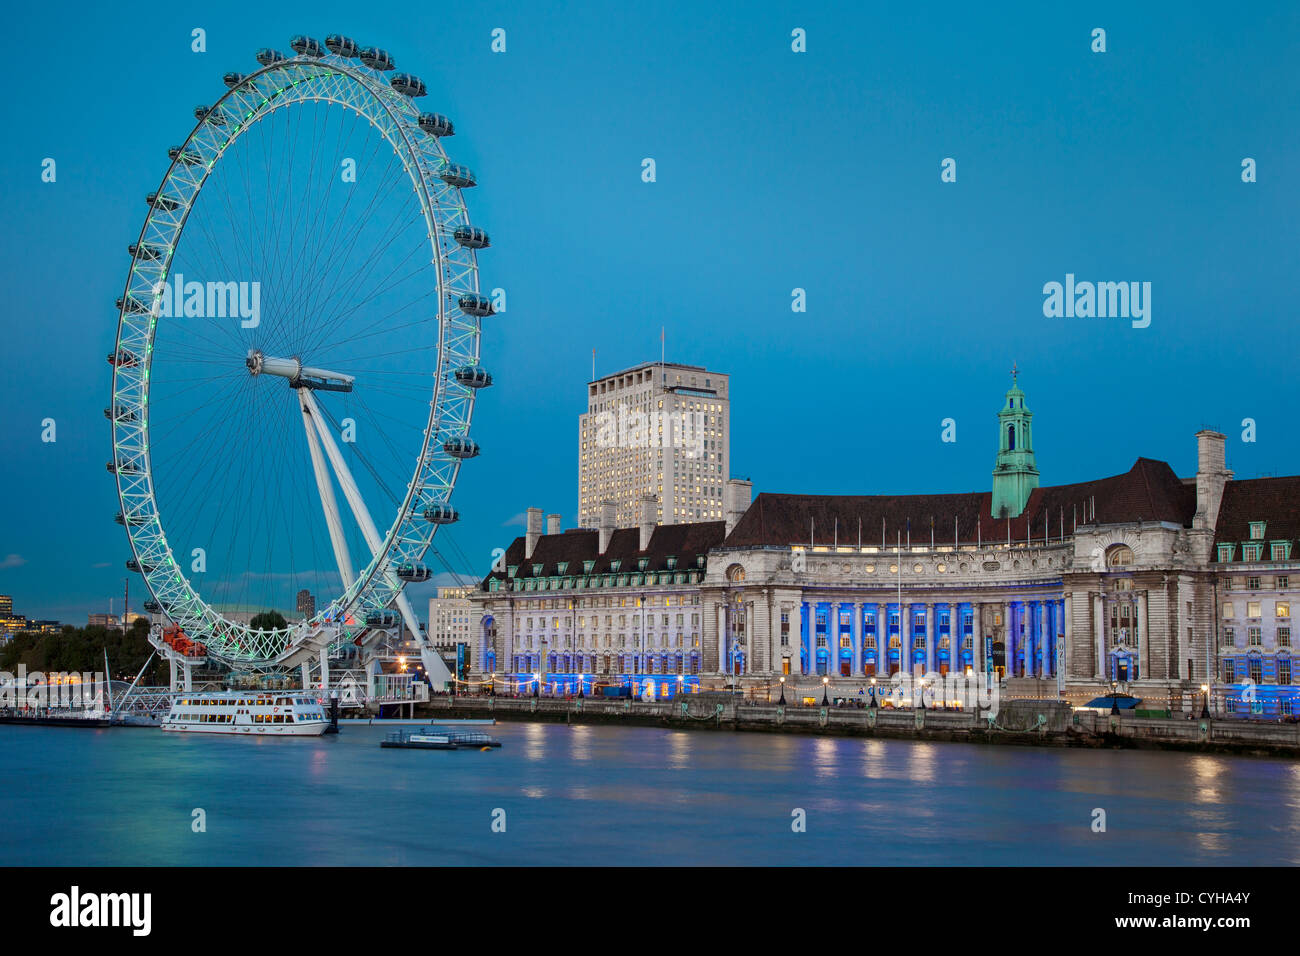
left=2, top=1, right=1297, bottom=622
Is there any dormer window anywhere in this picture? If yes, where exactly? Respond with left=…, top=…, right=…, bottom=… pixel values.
left=1217, top=545, right=1235, bottom=563
left=666, top=556, right=678, bottom=570
left=531, top=563, right=543, bottom=576
left=582, top=560, right=595, bottom=574
left=609, top=559, right=621, bottom=573
left=637, top=557, right=649, bottom=572
left=1250, top=522, right=1266, bottom=540
left=556, top=562, right=568, bottom=575
left=507, top=565, right=518, bottom=578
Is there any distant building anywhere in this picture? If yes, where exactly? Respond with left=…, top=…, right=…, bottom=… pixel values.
left=0, top=595, right=11, bottom=616
left=297, top=589, right=316, bottom=617
left=87, top=613, right=121, bottom=630
left=578, top=361, right=730, bottom=528
left=428, top=587, right=473, bottom=668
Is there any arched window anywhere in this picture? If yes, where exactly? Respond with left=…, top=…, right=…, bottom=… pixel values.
left=1007, top=425, right=1016, bottom=450
left=726, top=563, right=746, bottom=582
left=1106, top=544, right=1135, bottom=567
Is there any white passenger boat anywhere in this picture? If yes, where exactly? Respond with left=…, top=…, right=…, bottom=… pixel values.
left=161, top=691, right=330, bottom=736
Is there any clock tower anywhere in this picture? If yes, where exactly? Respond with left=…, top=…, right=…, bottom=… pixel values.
left=991, top=365, right=1039, bottom=519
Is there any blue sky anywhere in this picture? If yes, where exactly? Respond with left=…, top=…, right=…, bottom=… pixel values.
left=2, top=1, right=1298, bottom=622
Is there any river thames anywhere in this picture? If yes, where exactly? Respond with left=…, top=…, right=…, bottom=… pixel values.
left=2, top=722, right=1298, bottom=866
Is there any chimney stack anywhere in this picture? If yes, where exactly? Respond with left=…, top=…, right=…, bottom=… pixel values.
left=524, top=507, right=543, bottom=559
left=724, top=478, right=753, bottom=535
left=638, top=494, right=658, bottom=550
left=546, top=513, right=562, bottom=536
left=1194, top=430, right=1232, bottom=532
left=598, top=501, right=617, bottom=554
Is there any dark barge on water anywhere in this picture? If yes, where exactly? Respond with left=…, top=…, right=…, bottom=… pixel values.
left=381, top=729, right=501, bottom=750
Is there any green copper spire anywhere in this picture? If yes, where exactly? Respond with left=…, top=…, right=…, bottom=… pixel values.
left=991, top=363, right=1039, bottom=518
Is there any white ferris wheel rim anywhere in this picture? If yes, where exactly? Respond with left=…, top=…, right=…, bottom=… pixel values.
left=110, top=44, right=486, bottom=666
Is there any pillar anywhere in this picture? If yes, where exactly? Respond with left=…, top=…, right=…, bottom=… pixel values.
left=1093, top=593, right=1106, bottom=680
left=926, top=603, right=936, bottom=675
left=1137, top=590, right=1150, bottom=681
left=847, top=600, right=857, bottom=676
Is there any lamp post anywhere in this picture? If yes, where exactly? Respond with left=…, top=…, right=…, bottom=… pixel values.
left=778, top=675, right=786, bottom=706
left=489, top=671, right=495, bottom=697
left=1109, top=679, right=1121, bottom=716
left=578, top=673, right=585, bottom=699
left=869, top=676, right=877, bottom=709
left=821, top=675, right=829, bottom=707
left=917, top=673, right=926, bottom=710
left=1200, top=682, right=1210, bottom=719
left=533, top=671, right=540, bottom=698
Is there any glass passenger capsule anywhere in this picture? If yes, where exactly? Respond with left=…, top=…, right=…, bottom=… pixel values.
left=390, top=73, right=426, bottom=97
left=443, top=437, right=480, bottom=459
left=423, top=504, right=459, bottom=524
left=291, top=35, right=325, bottom=57
left=325, top=35, right=360, bottom=57
left=359, top=47, right=394, bottom=70
left=439, top=164, right=476, bottom=188
left=418, top=113, right=454, bottom=137
left=453, top=226, right=490, bottom=249
left=454, top=365, right=493, bottom=388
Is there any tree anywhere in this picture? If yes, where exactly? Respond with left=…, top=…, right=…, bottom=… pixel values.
left=249, top=610, right=288, bottom=631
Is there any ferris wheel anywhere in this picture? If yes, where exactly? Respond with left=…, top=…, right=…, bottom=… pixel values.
left=109, top=34, right=495, bottom=674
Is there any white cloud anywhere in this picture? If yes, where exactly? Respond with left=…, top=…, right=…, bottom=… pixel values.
left=0, top=554, right=27, bottom=569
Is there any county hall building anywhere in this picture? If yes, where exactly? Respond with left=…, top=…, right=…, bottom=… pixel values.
left=471, top=375, right=1300, bottom=714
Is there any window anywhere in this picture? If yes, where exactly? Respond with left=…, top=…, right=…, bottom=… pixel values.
left=1280, top=658, right=1293, bottom=684
left=1248, top=627, right=1262, bottom=646
left=1223, top=627, right=1235, bottom=647
left=1273, top=543, right=1291, bottom=562
left=1249, top=657, right=1263, bottom=682
left=1279, top=576, right=1290, bottom=589
left=1248, top=602, right=1262, bottom=618
left=1244, top=545, right=1263, bottom=562
left=1248, top=576, right=1262, bottom=590
left=1217, top=544, right=1235, bottom=562
left=1107, top=545, right=1135, bottom=567
left=1224, top=660, right=1236, bottom=682
left=1280, top=627, right=1291, bottom=648
left=1222, top=602, right=1234, bottom=619
left=1250, top=521, right=1266, bottom=540
left=1279, top=602, right=1291, bottom=619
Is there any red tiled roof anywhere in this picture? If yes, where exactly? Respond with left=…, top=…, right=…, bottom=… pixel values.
left=722, top=458, right=1197, bottom=548
left=482, top=520, right=726, bottom=586
left=1213, top=476, right=1300, bottom=547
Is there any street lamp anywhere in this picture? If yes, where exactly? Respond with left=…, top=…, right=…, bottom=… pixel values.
left=532, top=672, right=540, bottom=698
left=1200, top=683, right=1210, bottom=719
left=489, top=671, right=495, bottom=697
left=778, top=675, right=786, bottom=705
left=869, top=676, right=877, bottom=709
left=917, top=674, right=926, bottom=710
left=578, top=673, right=585, bottom=699
left=1109, top=678, right=1121, bottom=716
left=821, top=675, right=829, bottom=707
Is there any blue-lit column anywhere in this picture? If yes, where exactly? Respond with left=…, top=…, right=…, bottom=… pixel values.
left=926, top=603, right=936, bottom=675
left=847, top=600, right=857, bottom=676
left=1036, top=601, right=1047, bottom=678
left=1027, top=600, right=1039, bottom=678
left=800, top=602, right=810, bottom=676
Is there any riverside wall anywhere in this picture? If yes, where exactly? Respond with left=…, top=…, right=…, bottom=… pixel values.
left=412, top=695, right=1300, bottom=757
